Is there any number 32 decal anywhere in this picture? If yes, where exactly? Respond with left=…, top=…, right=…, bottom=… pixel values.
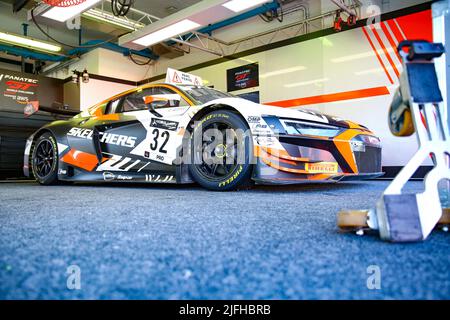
left=150, top=128, right=169, bottom=154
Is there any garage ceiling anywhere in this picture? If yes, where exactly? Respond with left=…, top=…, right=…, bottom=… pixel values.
left=133, top=0, right=202, bottom=18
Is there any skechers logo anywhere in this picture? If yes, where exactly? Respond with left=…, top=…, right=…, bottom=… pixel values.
left=67, top=128, right=137, bottom=148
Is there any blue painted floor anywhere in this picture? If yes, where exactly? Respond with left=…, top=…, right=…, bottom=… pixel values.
left=0, top=181, right=449, bottom=299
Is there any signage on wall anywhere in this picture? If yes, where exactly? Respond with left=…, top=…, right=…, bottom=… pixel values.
left=0, top=72, right=39, bottom=106
left=166, top=68, right=203, bottom=86
left=227, top=63, right=259, bottom=92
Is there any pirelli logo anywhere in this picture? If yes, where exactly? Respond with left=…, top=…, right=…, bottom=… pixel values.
left=305, top=162, right=338, bottom=174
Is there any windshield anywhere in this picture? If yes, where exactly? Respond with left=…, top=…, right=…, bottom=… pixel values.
left=180, top=85, right=234, bottom=104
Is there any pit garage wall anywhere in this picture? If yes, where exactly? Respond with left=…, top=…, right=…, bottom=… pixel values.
left=150, top=8, right=433, bottom=169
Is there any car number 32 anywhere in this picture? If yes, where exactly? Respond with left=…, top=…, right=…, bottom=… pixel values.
left=150, top=128, right=169, bottom=154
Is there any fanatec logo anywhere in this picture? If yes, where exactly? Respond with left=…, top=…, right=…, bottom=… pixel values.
left=0, top=74, right=38, bottom=84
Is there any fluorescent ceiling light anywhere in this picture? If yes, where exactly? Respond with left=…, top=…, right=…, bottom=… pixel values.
left=42, top=0, right=102, bottom=22
left=0, top=31, right=61, bottom=52
left=222, top=0, right=271, bottom=13
left=260, top=66, right=307, bottom=79
left=284, top=78, right=329, bottom=88
left=83, top=9, right=145, bottom=31
left=132, top=19, right=201, bottom=47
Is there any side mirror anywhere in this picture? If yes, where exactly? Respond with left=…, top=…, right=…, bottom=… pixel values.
left=143, top=96, right=167, bottom=117
left=144, top=96, right=169, bottom=107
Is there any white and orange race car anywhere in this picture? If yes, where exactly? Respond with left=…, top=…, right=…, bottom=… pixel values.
left=24, top=69, right=383, bottom=191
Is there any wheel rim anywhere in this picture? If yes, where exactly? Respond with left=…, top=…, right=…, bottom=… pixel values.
left=34, top=139, right=55, bottom=179
left=193, top=121, right=240, bottom=181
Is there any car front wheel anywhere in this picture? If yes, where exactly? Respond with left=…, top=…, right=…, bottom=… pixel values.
left=188, top=110, right=253, bottom=191
left=31, top=132, right=59, bottom=185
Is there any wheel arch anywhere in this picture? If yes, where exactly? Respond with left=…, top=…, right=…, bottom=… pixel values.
left=178, top=103, right=256, bottom=185
left=186, top=103, right=250, bottom=133
left=27, top=125, right=70, bottom=178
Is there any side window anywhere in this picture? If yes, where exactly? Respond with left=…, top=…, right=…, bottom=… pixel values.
left=121, top=88, right=152, bottom=113
left=105, top=98, right=122, bottom=114
left=151, top=87, right=190, bottom=108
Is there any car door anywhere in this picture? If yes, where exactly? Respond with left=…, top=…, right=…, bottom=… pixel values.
left=96, top=86, right=191, bottom=174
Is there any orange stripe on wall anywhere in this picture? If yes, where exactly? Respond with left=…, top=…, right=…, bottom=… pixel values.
left=361, top=27, right=394, bottom=85
left=370, top=25, right=400, bottom=79
left=387, top=19, right=405, bottom=42
left=381, top=22, right=402, bottom=62
left=266, top=86, right=390, bottom=108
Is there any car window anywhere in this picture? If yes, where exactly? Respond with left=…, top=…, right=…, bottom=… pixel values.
left=181, top=86, right=234, bottom=104
left=121, top=88, right=152, bottom=112
left=105, top=98, right=122, bottom=114
left=151, top=87, right=190, bottom=108
left=119, top=87, right=190, bottom=113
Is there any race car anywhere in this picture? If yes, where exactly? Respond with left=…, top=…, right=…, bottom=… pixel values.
left=24, top=69, right=383, bottom=191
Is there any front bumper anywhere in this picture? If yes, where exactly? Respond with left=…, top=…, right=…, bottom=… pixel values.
left=253, top=133, right=383, bottom=184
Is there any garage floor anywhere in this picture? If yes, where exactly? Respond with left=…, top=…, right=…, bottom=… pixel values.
left=0, top=180, right=448, bottom=300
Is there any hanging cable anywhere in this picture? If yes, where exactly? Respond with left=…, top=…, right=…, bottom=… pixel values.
left=128, top=52, right=152, bottom=65
left=111, top=0, right=135, bottom=17
left=30, top=7, right=117, bottom=49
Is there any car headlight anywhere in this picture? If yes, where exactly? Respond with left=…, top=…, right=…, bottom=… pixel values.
left=280, top=119, right=342, bottom=137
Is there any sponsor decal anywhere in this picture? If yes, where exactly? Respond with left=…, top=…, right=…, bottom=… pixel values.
left=247, top=116, right=261, bottom=123
left=103, top=172, right=115, bottom=181
left=103, top=172, right=133, bottom=181
left=144, top=151, right=150, bottom=158
left=58, top=169, right=67, bottom=175
left=145, top=175, right=174, bottom=182
left=116, top=175, right=133, bottom=180
left=218, top=165, right=243, bottom=188
left=305, top=162, right=338, bottom=174
left=0, top=73, right=39, bottom=105
left=67, top=128, right=137, bottom=148
left=255, top=136, right=277, bottom=146
left=150, top=118, right=179, bottom=131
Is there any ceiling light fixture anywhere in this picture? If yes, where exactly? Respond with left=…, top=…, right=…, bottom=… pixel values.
left=222, top=0, right=271, bottom=13
left=132, top=19, right=201, bottom=47
left=41, top=0, right=102, bottom=22
left=82, top=9, right=145, bottom=31
left=0, top=31, right=61, bottom=53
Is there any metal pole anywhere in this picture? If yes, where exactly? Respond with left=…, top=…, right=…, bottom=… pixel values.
left=432, top=0, right=450, bottom=207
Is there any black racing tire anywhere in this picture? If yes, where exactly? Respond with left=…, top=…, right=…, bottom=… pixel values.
left=188, top=110, right=253, bottom=191
left=31, top=132, right=59, bottom=185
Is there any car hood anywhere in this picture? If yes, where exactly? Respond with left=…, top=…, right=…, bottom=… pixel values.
left=207, top=97, right=363, bottom=130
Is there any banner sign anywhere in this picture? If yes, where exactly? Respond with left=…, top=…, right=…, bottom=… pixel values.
left=165, top=68, right=203, bottom=86
left=227, top=63, right=259, bottom=92
left=0, top=72, right=39, bottom=106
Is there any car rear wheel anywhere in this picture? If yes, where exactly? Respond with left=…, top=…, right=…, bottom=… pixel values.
left=32, top=132, right=59, bottom=185
left=188, top=110, right=253, bottom=191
